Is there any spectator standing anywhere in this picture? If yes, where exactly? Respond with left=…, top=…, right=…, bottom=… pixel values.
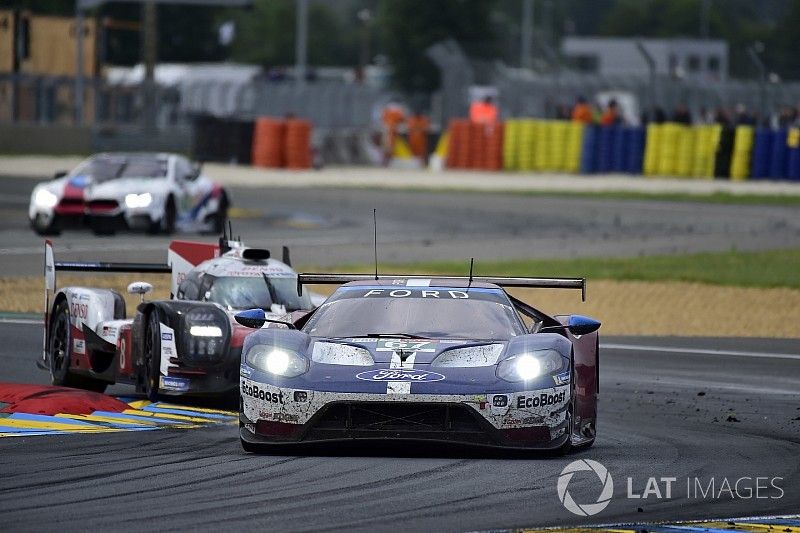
left=672, top=103, right=692, bottom=124
left=600, top=99, right=621, bottom=126
left=469, top=96, right=499, bottom=125
left=381, top=99, right=406, bottom=165
left=570, top=95, right=594, bottom=124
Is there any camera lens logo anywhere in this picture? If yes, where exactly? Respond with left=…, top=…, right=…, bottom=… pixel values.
left=557, top=459, right=614, bottom=516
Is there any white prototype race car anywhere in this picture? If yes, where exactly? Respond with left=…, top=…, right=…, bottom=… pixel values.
left=29, top=152, right=229, bottom=236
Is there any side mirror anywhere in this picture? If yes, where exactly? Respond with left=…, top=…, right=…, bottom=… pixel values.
left=567, top=314, right=601, bottom=336
left=54, top=170, right=68, bottom=179
left=127, top=281, right=153, bottom=302
left=235, top=308, right=267, bottom=329
left=235, top=308, right=298, bottom=329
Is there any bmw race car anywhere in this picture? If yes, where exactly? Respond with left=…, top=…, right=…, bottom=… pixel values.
left=29, top=152, right=228, bottom=236
left=235, top=274, right=601, bottom=453
left=40, top=237, right=318, bottom=400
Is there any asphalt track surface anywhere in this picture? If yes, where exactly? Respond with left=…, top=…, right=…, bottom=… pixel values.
left=0, top=322, right=798, bottom=532
left=2, top=174, right=800, bottom=275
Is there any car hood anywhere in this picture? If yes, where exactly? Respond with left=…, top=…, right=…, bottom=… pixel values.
left=85, top=177, right=163, bottom=199
left=310, top=337, right=508, bottom=365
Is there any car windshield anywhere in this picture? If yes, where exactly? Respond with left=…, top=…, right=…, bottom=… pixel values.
left=302, top=285, right=525, bottom=340
left=71, top=155, right=168, bottom=182
left=205, top=275, right=312, bottom=312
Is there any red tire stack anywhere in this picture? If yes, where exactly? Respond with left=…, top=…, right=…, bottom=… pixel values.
left=446, top=119, right=471, bottom=169
left=285, top=119, right=312, bottom=169
left=251, top=117, right=286, bottom=168
left=468, top=121, right=486, bottom=169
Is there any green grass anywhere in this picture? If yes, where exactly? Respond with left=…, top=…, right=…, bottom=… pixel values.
left=361, top=186, right=800, bottom=206
left=316, top=249, right=800, bottom=289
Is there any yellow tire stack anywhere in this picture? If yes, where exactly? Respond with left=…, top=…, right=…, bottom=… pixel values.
left=564, top=122, right=584, bottom=173
left=503, top=120, right=521, bottom=171
left=690, top=125, right=721, bottom=179
left=517, top=119, right=537, bottom=171
left=532, top=120, right=549, bottom=171
left=730, top=125, right=754, bottom=181
left=549, top=121, right=567, bottom=171
left=675, top=125, right=695, bottom=177
left=657, top=123, right=682, bottom=176
left=643, top=124, right=662, bottom=176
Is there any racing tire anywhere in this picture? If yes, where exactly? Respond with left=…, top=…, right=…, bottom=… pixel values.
left=143, top=308, right=163, bottom=402
left=32, top=213, right=61, bottom=236
left=48, top=300, right=107, bottom=393
left=147, top=197, right=176, bottom=235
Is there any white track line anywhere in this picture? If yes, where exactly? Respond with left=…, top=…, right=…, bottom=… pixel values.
left=602, top=342, right=800, bottom=361
left=0, top=318, right=42, bottom=325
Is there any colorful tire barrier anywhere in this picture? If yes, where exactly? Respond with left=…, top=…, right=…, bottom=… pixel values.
left=442, top=117, right=800, bottom=180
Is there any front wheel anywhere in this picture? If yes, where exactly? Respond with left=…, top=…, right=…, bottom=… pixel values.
left=48, top=300, right=107, bottom=392
left=147, top=198, right=176, bottom=235
left=32, top=213, right=61, bottom=236
left=143, top=309, right=163, bottom=401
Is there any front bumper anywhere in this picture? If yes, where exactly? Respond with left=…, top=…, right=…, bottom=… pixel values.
left=157, top=347, right=243, bottom=397
left=239, top=378, right=570, bottom=449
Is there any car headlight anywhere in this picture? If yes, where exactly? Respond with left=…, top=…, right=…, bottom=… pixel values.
left=496, top=350, right=565, bottom=382
left=34, top=188, right=58, bottom=209
left=124, top=192, right=152, bottom=208
left=246, top=345, right=309, bottom=378
left=431, top=344, right=505, bottom=367
left=312, top=342, right=373, bottom=366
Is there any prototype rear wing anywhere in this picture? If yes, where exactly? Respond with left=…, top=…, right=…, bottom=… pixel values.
left=297, top=273, right=587, bottom=301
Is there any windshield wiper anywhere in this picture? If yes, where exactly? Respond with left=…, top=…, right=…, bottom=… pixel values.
left=362, top=333, right=429, bottom=339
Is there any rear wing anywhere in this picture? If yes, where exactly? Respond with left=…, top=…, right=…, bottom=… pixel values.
left=44, top=240, right=219, bottom=298
left=296, top=273, right=587, bottom=301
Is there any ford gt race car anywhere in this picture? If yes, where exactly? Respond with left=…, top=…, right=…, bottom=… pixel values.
left=29, top=152, right=228, bottom=236
left=235, top=274, right=601, bottom=453
left=40, top=237, right=318, bottom=400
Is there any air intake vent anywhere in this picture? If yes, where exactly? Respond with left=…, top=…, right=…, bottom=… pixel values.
left=242, top=248, right=270, bottom=261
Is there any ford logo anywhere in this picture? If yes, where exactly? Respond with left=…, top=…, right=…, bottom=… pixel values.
left=355, top=369, right=445, bottom=383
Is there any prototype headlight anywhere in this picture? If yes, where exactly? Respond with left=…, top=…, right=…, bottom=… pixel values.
left=496, top=350, right=565, bottom=382
left=246, top=345, right=309, bottom=378
left=124, top=192, right=152, bottom=208
left=34, top=188, right=58, bottom=209
left=185, top=309, right=227, bottom=360
left=189, top=325, right=222, bottom=337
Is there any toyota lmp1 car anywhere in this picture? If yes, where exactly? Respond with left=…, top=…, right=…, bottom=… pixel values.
left=40, top=237, right=319, bottom=400
left=29, top=152, right=228, bottom=236
left=235, top=274, right=601, bottom=453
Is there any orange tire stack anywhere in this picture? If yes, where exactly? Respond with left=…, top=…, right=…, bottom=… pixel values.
left=251, top=117, right=286, bottom=168
left=285, top=119, right=312, bottom=169
left=446, top=119, right=471, bottom=169
left=468, top=122, right=486, bottom=169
